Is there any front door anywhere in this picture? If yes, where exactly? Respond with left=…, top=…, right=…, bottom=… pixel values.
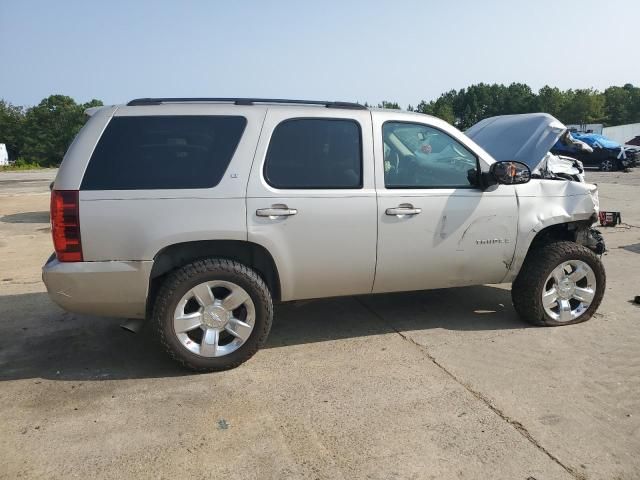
left=246, top=108, right=377, bottom=301
left=372, top=116, right=519, bottom=294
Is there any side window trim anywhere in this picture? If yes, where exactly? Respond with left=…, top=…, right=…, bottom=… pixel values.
left=382, top=120, right=480, bottom=190
left=263, top=117, right=364, bottom=190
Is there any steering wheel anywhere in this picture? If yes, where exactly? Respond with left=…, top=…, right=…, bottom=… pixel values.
left=450, top=156, right=476, bottom=173
left=451, top=144, right=467, bottom=157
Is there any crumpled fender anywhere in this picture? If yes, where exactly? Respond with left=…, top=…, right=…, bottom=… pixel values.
left=502, top=179, right=599, bottom=282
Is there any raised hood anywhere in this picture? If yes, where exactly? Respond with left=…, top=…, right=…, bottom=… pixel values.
left=466, top=113, right=566, bottom=170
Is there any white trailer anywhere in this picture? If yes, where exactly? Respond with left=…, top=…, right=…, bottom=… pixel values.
left=0, top=144, right=9, bottom=166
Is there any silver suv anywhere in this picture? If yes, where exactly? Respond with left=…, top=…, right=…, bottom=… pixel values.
left=43, top=98, right=606, bottom=371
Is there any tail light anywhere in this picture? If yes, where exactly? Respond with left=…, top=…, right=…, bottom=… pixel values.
left=50, top=190, right=83, bottom=262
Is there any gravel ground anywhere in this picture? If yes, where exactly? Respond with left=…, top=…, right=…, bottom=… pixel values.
left=0, top=168, right=639, bottom=479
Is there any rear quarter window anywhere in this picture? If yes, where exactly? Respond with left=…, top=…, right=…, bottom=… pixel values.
left=81, top=115, right=246, bottom=190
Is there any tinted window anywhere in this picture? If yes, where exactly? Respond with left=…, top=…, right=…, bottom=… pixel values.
left=383, top=122, right=477, bottom=188
left=81, top=116, right=246, bottom=190
left=264, top=118, right=362, bottom=189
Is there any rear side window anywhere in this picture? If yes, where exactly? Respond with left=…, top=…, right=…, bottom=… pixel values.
left=81, top=116, right=246, bottom=190
left=264, top=118, right=362, bottom=189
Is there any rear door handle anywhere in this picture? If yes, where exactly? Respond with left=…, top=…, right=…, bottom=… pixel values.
left=256, top=207, right=298, bottom=217
left=386, top=206, right=422, bottom=216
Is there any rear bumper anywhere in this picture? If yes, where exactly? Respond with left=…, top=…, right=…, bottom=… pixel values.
left=42, top=254, right=153, bottom=319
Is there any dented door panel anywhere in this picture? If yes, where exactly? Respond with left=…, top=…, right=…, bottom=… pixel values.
left=371, top=110, right=519, bottom=293
left=373, top=187, right=518, bottom=293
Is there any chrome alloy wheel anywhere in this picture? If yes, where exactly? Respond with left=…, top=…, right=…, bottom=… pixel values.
left=173, top=281, right=255, bottom=357
left=542, top=260, right=597, bottom=323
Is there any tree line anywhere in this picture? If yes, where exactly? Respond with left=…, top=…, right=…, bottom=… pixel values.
left=2, top=83, right=640, bottom=167
left=376, top=83, right=640, bottom=130
left=0, top=95, right=102, bottom=167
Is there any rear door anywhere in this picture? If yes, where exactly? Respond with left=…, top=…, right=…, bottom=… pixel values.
left=246, top=107, right=377, bottom=301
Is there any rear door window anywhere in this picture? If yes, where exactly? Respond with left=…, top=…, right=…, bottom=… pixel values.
left=81, top=116, right=246, bottom=190
left=264, top=118, right=362, bottom=189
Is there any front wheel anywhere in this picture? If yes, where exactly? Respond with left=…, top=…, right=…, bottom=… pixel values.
left=600, top=159, right=615, bottom=171
left=152, top=258, right=273, bottom=371
left=512, top=241, right=605, bottom=326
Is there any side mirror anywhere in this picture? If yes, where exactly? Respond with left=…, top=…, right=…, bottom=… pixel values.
left=488, top=161, right=531, bottom=185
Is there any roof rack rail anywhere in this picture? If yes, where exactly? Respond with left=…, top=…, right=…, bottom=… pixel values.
left=126, top=97, right=367, bottom=110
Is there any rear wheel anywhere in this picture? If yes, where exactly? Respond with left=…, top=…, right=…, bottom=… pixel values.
left=152, top=258, right=273, bottom=371
left=512, top=241, right=605, bottom=326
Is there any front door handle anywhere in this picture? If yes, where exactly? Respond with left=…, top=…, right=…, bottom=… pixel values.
left=386, top=205, right=421, bottom=216
left=256, top=207, right=298, bottom=217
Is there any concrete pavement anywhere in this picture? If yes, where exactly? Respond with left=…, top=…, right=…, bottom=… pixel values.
left=0, top=169, right=638, bottom=479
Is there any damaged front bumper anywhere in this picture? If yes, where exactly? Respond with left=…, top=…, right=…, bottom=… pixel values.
left=578, top=226, right=606, bottom=255
left=580, top=186, right=606, bottom=254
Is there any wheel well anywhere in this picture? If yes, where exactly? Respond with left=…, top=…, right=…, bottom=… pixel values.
left=147, top=240, right=281, bottom=317
left=529, top=220, right=593, bottom=250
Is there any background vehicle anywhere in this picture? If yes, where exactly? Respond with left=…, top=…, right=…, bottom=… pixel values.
left=551, top=132, right=637, bottom=171
left=43, top=101, right=606, bottom=371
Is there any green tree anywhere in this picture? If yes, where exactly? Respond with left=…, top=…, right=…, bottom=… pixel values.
left=21, top=95, right=103, bottom=166
left=602, top=84, right=640, bottom=126
left=0, top=100, right=25, bottom=159
left=624, top=84, right=640, bottom=124
left=416, top=90, right=457, bottom=125
left=414, top=82, right=640, bottom=130
left=561, top=89, right=604, bottom=126
left=536, top=86, right=566, bottom=118
left=431, top=101, right=455, bottom=125
left=503, top=83, right=536, bottom=114
left=418, top=102, right=434, bottom=115
left=462, top=83, right=497, bottom=121
left=377, top=101, right=401, bottom=110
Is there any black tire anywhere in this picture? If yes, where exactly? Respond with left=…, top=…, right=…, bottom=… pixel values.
left=152, top=258, right=273, bottom=371
left=511, top=241, right=605, bottom=327
left=600, top=159, right=614, bottom=171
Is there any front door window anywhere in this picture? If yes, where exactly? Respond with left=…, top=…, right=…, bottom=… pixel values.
left=383, top=122, right=478, bottom=188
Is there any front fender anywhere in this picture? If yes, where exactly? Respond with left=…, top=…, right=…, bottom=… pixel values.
left=503, top=180, right=599, bottom=282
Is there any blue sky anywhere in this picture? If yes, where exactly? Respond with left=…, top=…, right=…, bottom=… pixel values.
left=1, top=0, right=638, bottom=107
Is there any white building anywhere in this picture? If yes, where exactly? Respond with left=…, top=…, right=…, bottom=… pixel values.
left=602, top=123, right=640, bottom=146
left=0, top=144, right=9, bottom=166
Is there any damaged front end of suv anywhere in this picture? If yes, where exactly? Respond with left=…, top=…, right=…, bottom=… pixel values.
left=466, top=113, right=606, bottom=271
